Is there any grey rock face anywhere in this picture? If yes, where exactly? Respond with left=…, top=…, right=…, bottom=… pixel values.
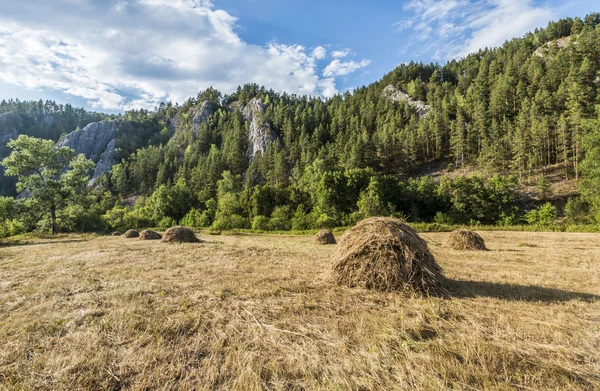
left=241, top=97, right=276, bottom=158
left=169, top=100, right=215, bottom=137
left=533, top=36, right=572, bottom=58
left=58, top=120, right=119, bottom=181
left=383, top=85, right=431, bottom=118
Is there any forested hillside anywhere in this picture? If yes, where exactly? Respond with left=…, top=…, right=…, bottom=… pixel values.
left=2, top=13, right=600, bottom=235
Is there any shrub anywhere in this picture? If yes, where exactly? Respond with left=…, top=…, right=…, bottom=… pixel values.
left=181, top=208, right=206, bottom=228
left=564, top=197, right=589, bottom=225
left=212, top=214, right=249, bottom=231
left=315, top=213, right=338, bottom=229
left=525, top=203, right=557, bottom=226
left=269, top=206, right=292, bottom=231
left=158, top=217, right=177, bottom=229
left=252, top=215, right=270, bottom=231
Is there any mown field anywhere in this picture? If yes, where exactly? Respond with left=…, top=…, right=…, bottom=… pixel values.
left=1, top=231, right=599, bottom=390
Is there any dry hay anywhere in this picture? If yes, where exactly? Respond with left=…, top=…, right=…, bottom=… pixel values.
left=139, top=230, right=162, bottom=241
left=111, top=231, right=121, bottom=236
left=445, top=229, right=487, bottom=251
left=332, top=217, right=444, bottom=293
left=161, top=226, right=201, bottom=244
left=124, top=229, right=140, bottom=239
left=314, top=229, right=336, bottom=245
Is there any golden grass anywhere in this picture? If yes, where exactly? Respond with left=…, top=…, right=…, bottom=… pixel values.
left=1, top=231, right=599, bottom=390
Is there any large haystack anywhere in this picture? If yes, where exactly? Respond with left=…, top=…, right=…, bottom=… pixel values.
left=124, top=229, right=140, bottom=239
left=314, top=229, right=336, bottom=245
left=445, top=229, right=487, bottom=251
left=161, top=226, right=201, bottom=244
left=332, top=217, right=444, bottom=293
left=139, top=230, right=162, bottom=241
left=111, top=231, right=121, bottom=236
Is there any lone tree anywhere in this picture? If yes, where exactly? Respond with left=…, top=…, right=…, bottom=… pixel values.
left=1, top=135, right=95, bottom=235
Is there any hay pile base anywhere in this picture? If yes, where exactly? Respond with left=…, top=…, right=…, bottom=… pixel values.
left=124, top=229, right=140, bottom=238
left=161, top=226, right=201, bottom=243
left=112, top=231, right=121, bottom=236
left=139, top=230, right=162, bottom=240
left=445, top=229, right=487, bottom=251
left=332, top=217, right=444, bottom=293
left=314, top=229, right=336, bottom=245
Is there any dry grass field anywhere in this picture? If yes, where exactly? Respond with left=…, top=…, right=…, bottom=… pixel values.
left=1, top=231, right=599, bottom=390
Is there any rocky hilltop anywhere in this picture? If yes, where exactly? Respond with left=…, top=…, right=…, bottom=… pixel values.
left=58, top=121, right=119, bottom=182
left=383, top=85, right=431, bottom=118
left=241, top=97, right=276, bottom=158
left=169, top=100, right=215, bottom=137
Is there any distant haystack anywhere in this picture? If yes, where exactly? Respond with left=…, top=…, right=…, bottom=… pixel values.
left=332, top=217, right=444, bottom=293
left=124, top=229, right=140, bottom=239
left=112, top=231, right=121, bottom=236
left=445, top=229, right=487, bottom=251
left=314, top=229, right=336, bottom=245
left=140, top=230, right=162, bottom=241
left=162, top=226, right=201, bottom=244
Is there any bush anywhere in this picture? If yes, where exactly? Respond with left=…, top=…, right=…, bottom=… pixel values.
left=269, top=206, right=292, bottom=231
left=0, top=219, right=24, bottom=238
left=315, top=213, right=338, bottom=229
left=525, top=203, right=557, bottom=226
left=291, top=206, right=311, bottom=230
left=564, top=197, right=589, bottom=224
left=158, top=217, right=177, bottom=229
left=59, top=204, right=106, bottom=232
left=212, top=214, right=249, bottom=231
left=434, top=212, right=453, bottom=225
left=252, top=215, right=270, bottom=231
left=181, top=208, right=209, bottom=228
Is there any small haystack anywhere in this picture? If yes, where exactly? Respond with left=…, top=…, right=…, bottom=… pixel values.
left=314, top=229, right=337, bottom=245
left=332, top=217, right=444, bottom=293
left=161, top=226, right=201, bottom=244
left=139, top=230, right=162, bottom=241
left=112, top=231, right=121, bottom=236
left=445, top=229, right=487, bottom=251
left=124, top=229, right=140, bottom=239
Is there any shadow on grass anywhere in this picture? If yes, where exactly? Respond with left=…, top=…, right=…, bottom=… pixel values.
left=0, top=239, right=86, bottom=248
left=446, top=279, right=600, bottom=303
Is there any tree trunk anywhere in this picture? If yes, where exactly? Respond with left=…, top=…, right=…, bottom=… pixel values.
left=51, top=204, right=57, bottom=235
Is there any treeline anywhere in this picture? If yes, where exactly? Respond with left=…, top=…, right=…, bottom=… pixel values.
left=2, top=14, right=600, bottom=236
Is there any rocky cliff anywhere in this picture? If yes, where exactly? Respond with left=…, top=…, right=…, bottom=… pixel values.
left=58, top=120, right=119, bottom=182
left=169, top=100, right=215, bottom=137
left=241, top=97, right=276, bottom=158
left=383, top=85, right=431, bottom=118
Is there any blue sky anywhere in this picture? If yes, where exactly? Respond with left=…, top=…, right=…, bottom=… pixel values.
left=0, top=0, right=596, bottom=112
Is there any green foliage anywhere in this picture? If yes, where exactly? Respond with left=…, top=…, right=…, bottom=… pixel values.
left=158, top=217, right=177, bottom=229
left=564, top=197, right=590, bottom=224
left=537, top=177, right=551, bottom=201
left=524, top=203, right=557, bottom=226
left=440, top=175, right=519, bottom=224
left=1, top=135, right=95, bottom=234
left=252, top=215, right=270, bottom=231
left=181, top=208, right=211, bottom=228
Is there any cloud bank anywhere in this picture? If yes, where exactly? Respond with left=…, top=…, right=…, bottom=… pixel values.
left=0, top=0, right=369, bottom=111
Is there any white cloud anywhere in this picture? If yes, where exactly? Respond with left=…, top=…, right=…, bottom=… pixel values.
left=331, top=49, right=350, bottom=58
left=323, top=59, right=370, bottom=78
left=396, top=0, right=556, bottom=59
left=0, top=0, right=369, bottom=109
left=311, top=46, right=327, bottom=60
